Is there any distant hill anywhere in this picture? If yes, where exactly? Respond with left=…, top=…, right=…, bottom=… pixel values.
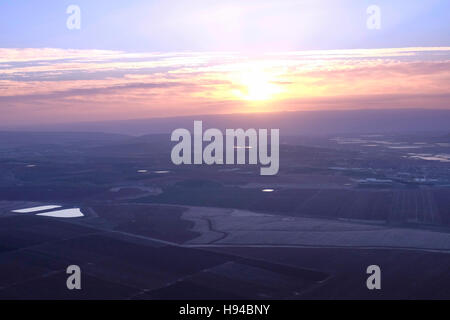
left=3, top=109, right=450, bottom=136
left=0, top=131, right=130, bottom=148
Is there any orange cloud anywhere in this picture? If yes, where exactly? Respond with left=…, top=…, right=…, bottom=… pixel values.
left=0, top=47, right=449, bottom=125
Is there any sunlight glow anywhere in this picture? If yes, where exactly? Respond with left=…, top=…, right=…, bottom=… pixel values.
left=232, top=69, right=283, bottom=101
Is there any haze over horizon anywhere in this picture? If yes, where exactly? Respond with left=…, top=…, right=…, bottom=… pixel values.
left=2, top=109, right=449, bottom=136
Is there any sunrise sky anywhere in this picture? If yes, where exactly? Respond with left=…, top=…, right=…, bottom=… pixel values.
left=1, top=0, right=449, bottom=125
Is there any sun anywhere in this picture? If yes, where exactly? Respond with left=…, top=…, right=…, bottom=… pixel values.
left=232, top=69, right=282, bottom=102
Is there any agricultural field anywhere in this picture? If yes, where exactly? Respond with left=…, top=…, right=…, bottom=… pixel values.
left=0, top=131, right=449, bottom=299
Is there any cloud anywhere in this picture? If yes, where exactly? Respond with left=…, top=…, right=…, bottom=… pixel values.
left=0, top=82, right=185, bottom=103
left=0, top=47, right=449, bottom=125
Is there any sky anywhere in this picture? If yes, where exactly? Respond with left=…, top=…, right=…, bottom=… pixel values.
left=1, top=0, right=449, bottom=125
